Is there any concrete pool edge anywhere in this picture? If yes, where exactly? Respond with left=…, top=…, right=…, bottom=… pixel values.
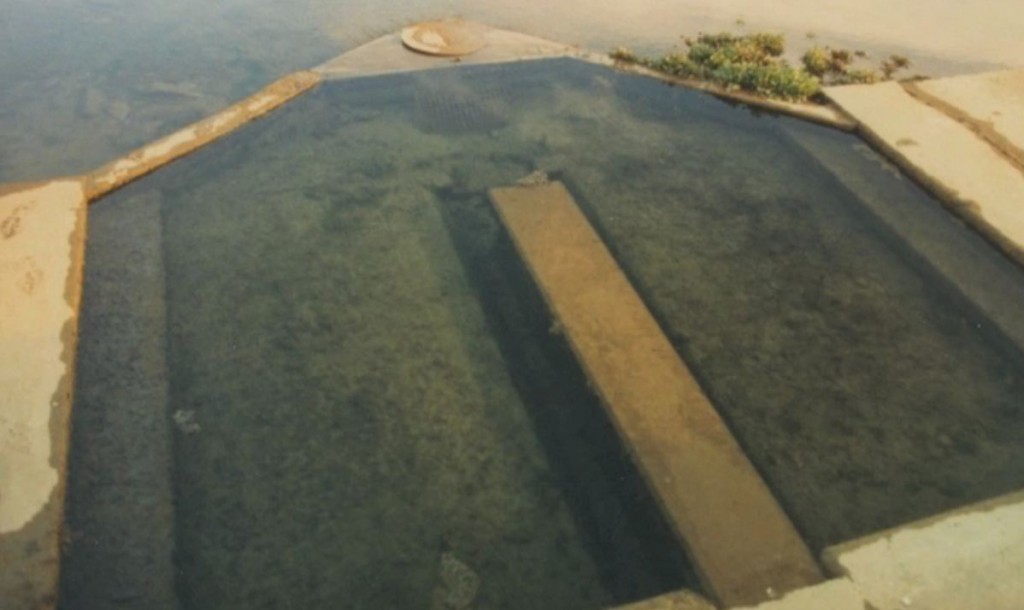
left=613, top=492, right=1024, bottom=610
left=82, top=70, right=322, bottom=202
left=0, top=180, right=87, bottom=610
left=826, top=76, right=1024, bottom=268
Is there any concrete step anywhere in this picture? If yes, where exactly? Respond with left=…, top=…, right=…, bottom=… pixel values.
left=490, top=180, right=823, bottom=607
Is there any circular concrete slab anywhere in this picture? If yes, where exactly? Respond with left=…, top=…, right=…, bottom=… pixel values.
left=401, top=21, right=487, bottom=57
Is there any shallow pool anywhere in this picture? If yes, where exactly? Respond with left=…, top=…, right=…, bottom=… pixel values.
left=63, top=58, right=1024, bottom=608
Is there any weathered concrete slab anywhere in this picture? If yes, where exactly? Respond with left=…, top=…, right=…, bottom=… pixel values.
left=315, top=21, right=578, bottom=80
left=491, top=181, right=822, bottom=607
left=84, top=71, right=320, bottom=201
left=729, top=579, right=864, bottom=610
left=0, top=180, right=87, bottom=609
left=908, top=70, right=1024, bottom=168
left=823, top=490, right=1024, bottom=610
left=611, top=589, right=716, bottom=610
left=826, top=81, right=1024, bottom=266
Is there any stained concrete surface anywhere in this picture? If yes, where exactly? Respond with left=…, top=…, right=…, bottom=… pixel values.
left=0, top=180, right=87, bottom=609
left=909, top=70, right=1024, bottom=168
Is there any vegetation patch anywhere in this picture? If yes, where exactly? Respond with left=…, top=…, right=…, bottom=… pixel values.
left=611, top=32, right=911, bottom=103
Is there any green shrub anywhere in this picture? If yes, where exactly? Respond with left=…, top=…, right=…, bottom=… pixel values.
left=610, top=32, right=914, bottom=103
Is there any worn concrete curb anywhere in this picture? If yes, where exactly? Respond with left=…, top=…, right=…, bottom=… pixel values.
left=83, top=71, right=321, bottom=202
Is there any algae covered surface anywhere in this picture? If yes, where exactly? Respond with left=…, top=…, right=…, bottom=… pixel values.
left=69, top=61, right=692, bottom=609
left=67, top=59, right=1024, bottom=608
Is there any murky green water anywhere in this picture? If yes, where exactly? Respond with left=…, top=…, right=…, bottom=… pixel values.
left=66, top=59, right=1024, bottom=608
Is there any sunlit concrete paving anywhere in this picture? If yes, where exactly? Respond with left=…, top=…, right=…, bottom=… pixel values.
left=908, top=70, right=1024, bottom=168
left=824, top=490, right=1024, bottom=610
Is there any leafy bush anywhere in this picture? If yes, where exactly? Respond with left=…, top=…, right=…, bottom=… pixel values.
left=610, top=32, right=913, bottom=103
left=801, top=46, right=911, bottom=85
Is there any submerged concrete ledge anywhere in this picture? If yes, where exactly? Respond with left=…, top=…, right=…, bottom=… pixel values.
left=491, top=181, right=823, bottom=607
left=0, top=180, right=87, bottom=609
left=83, top=71, right=321, bottom=201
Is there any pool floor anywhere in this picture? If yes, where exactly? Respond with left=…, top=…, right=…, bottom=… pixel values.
left=63, top=58, right=1024, bottom=608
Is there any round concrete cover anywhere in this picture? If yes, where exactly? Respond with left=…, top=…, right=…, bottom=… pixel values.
left=401, top=21, right=487, bottom=57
